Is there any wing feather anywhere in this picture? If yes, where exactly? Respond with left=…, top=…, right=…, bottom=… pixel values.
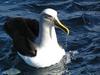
left=4, top=17, right=39, bottom=57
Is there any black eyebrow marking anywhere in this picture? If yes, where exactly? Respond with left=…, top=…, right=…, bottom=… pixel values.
left=43, top=13, right=53, bottom=18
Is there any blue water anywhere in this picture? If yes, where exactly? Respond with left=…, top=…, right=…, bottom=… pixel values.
left=0, top=0, right=100, bottom=75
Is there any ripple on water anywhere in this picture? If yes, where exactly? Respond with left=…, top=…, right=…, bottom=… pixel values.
left=0, top=0, right=100, bottom=75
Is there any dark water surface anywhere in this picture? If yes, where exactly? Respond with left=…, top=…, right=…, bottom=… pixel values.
left=0, top=0, right=100, bottom=75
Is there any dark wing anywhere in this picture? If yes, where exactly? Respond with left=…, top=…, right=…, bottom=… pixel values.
left=4, top=17, right=39, bottom=57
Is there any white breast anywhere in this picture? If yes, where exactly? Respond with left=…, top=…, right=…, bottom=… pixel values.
left=18, top=23, right=66, bottom=68
left=18, top=41, right=65, bottom=68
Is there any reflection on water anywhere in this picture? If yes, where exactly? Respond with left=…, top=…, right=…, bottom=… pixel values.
left=1, top=51, right=73, bottom=75
left=0, top=0, right=100, bottom=75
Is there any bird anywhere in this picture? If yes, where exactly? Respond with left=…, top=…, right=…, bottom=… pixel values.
left=4, top=8, right=69, bottom=68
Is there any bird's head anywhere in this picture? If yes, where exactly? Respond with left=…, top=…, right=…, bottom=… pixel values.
left=41, top=8, right=69, bottom=35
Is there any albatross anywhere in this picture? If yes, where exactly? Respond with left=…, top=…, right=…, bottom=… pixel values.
left=4, top=8, right=69, bottom=68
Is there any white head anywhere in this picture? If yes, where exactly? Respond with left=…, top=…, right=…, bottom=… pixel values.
left=42, top=8, right=57, bottom=18
left=41, top=8, right=69, bottom=35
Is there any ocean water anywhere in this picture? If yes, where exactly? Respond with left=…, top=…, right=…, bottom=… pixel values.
left=0, top=0, right=100, bottom=75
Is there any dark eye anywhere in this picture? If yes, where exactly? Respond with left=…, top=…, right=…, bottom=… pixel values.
left=43, top=14, right=53, bottom=18
left=46, top=14, right=52, bottom=18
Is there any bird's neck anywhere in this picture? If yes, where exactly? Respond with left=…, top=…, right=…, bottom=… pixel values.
left=35, top=20, right=58, bottom=46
